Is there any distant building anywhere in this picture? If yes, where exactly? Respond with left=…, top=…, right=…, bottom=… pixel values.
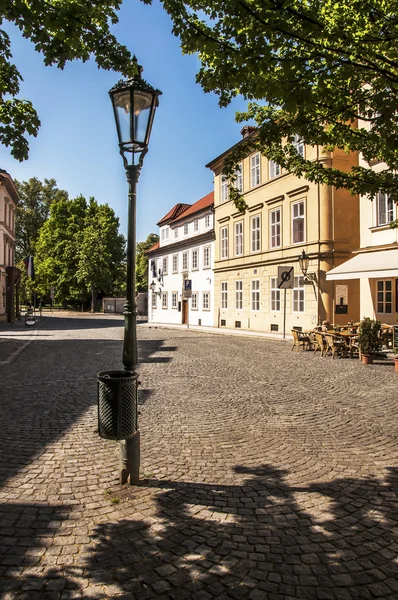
left=147, top=192, right=215, bottom=326
left=0, top=170, right=20, bottom=322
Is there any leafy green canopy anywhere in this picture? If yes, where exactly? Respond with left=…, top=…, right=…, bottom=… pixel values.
left=1, top=0, right=136, bottom=160
left=161, top=0, right=398, bottom=202
left=136, top=232, right=159, bottom=292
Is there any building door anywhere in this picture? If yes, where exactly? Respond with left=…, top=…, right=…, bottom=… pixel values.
left=182, top=300, right=188, bottom=324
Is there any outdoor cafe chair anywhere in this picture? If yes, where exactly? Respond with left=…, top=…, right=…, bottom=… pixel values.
left=324, top=333, right=347, bottom=359
left=313, top=332, right=327, bottom=357
left=291, top=329, right=313, bottom=352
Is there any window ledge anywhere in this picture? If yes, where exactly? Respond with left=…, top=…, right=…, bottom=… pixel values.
left=369, top=224, right=394, bottom=232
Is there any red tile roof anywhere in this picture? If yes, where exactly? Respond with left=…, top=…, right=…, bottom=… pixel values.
left=172, top=192, right=214, bottom=222
left=157, top=203, right=192, bottom=226
left=146, top=241, right=160, bottom=254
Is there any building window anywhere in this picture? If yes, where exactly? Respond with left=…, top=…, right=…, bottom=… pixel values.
left=162, top=292, right=168, bottom=309
left=292, top=201, right=305, bottom=244
left=292, top=276, right=305, bottom=312
left=172, top=291, right=178, bottom=309
left=270, top=208, right=281, bottom=248
left=270, top=277, right=280, bottom=311
left=161, top=229, right=165, bottom=241
left=251, top=215, right=261, bottom=253
left=269, top=160, right=281, bottom=179
left=221, top=174, right=229, bottom=203
left=205, top=214, right=210, bottom=228
left=251, top=280, right=260, bottom=311
left=203, top=292, right=210, bottom=310
left=234, top=221, right=243, bottom=256
left=174, top=228, right=179, bottom=239
left=377, top=280, right=392, bottom=313
left=235, top=164, right=243, bottom=192
left=182, top=252, right=188, bottom=271
left=250, top=153, right=260, bottom=187
left=162, top=256, right=168, bottom=275
left=235, top=281, right=243, bottom=310
left=192, top=249, right=199, bottom=270
left=293, top=134, right=305, bottom=158
left=220, top=226, right=228, bottom=259
left=377, top=192, right=394, bottom=226
left=194, top=219, right=199, bottom=232
left=152, top=293, right=157, bottom=309
left=221, top=282, right=228, bottom=309
left=172, top=254, right=178, bottom=273
left=191, top=292, right=198, bottom=310
left=184, top=223, right=189, bottom=235
left=203, top=245, right=211, bottom=268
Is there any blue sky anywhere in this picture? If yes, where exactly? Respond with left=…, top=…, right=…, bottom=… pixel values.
left=1, top=0, right=247, bottom=242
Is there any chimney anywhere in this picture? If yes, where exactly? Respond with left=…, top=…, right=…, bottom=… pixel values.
left=240, top=125, right=257, bottom=138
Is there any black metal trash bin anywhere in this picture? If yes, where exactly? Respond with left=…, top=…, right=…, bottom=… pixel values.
left=98, top=370, right=138, bottom=440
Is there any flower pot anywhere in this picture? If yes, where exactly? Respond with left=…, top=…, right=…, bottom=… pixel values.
left=394, top=357, right=398, bottom=373
left=361, top=354, right=373, bottom=365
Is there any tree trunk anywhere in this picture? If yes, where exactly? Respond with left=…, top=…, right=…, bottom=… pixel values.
left=91, top=287, right=97, bottom=313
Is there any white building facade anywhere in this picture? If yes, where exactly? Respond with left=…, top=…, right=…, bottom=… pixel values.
left=147, top=192, right=215, bottom=327
left=0, top=170, right=20, bottom=322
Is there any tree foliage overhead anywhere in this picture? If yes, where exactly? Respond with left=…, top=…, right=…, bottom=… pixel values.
left=161, top=0, right=398, bottom=202
left=1, top=0, right=137, bottom=160
left=15, top=177, right=68, bottom=262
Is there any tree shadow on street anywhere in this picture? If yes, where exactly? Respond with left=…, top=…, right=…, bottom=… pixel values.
left=79, top=464, right=398, bottom=598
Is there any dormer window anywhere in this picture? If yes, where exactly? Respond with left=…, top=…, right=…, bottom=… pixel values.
left=184, top=223, right=188, bottom=235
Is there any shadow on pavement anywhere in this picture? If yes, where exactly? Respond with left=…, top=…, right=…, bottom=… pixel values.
left=78, top=464, right=398, bottom=599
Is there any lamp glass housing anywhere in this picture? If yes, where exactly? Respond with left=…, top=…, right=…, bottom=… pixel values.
left=299, top=250, right=309, bottom=276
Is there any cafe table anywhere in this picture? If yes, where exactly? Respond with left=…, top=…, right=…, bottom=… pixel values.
left=326, top=330, right=358, bottom=356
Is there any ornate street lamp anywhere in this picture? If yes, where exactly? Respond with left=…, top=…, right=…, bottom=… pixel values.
left=105, top=59, right=161, bottom=484
left=298, top=249, right=317, bottom=282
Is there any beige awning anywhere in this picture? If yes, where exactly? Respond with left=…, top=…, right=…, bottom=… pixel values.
left=326, top=249, right=398, bottom=281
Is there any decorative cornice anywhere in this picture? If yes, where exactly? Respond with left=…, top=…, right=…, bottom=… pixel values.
left=0, top=173, right=19, bottom=205
left=248, top=202, right=264, bottom=212
left=265, top=194, right=284, bottom=206
left=232, top=211, right=245, bottom=219
left=217, top=216, right=231, bottom=224
left=286, top=185, right=309, bottom=198
left=147, top=230, right=215, bottom=256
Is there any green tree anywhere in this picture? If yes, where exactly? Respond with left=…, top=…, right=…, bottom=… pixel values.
left=161, top=0, right=398, bottom=206
left=136, top=233, right=159, bottom=292
left=1, top=0, right=137, bottom=160
left=15, top=177, right=68, bottom=262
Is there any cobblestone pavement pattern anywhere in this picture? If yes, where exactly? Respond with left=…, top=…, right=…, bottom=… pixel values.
left=1, top=315, right=398, bottom=599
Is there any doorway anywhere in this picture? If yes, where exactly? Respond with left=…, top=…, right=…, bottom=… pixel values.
left=182, top=300, right=188, bottom=324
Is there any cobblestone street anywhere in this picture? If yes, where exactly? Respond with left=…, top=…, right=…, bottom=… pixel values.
left=1, top=315, right=398, bottom=599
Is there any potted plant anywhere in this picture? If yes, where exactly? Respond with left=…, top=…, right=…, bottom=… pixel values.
left=357, top=318, right=382, bottom=364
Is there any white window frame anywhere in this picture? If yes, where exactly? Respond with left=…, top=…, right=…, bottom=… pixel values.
left=269, top=160, right=281, bottom=179
left=174, top=228, right=179, bottom=239
left=203, top=245, right=211, bottom=268
left=292, top=200, right=305, bottom=245
left=250, top=153, right=260, bottom=188
left=270, top=277, right=281, bottom=312
left=377, top=279, right=393, bottom=314
left=234, top=221, right=243, bottom=256
left=270, top=207, right=281, bottom=249
left=191, top=292, right=198, bottom=310
left=171, top=291, right=178, bottom=309
left=172, top=254, right=178, bottom=274
left=221, top=282, right=228, bottom=309
left=182, top=252, right=188, bottom=271
left=162, top=256, right=168, bottom=275
left=194, top=219, right=199, bottom=232
left=235, top=164, right=243, bottom=192
left=377, top=192, right=394, bottom=226
left=161, top=228, right=165, bottom=241
left=292, top=276, right=305, bottom=313
left=162, top=292, right=168, bottom=309
left=221, top=174, right=229, bottom=203
left=293, top=134, right=305, bottom=158
left=184, top=223, right=189, bottom=235
left=235, top=281, right=243, bottom=310
left=220, top=226, right=229, bottom=259
left=251, top=280, right=260, bottom=311
left=250, top=215, right=261, bottom=253
left=205, top=214, right=210, bottom=228
left=192, top=248, right=199, bottom=270
left=203, top=291, right=210, bottom=311
left=151, top=293, right=157, bottom=309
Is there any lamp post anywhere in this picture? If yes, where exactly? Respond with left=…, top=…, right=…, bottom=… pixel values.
left=109, top=58, right=161, bottom=484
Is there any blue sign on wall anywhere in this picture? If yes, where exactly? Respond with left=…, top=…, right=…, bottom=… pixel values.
left=184, top=279, right=192, bottom=291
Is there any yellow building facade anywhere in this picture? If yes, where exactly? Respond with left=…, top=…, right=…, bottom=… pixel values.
left=206, top=132, right=361, bottom=334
